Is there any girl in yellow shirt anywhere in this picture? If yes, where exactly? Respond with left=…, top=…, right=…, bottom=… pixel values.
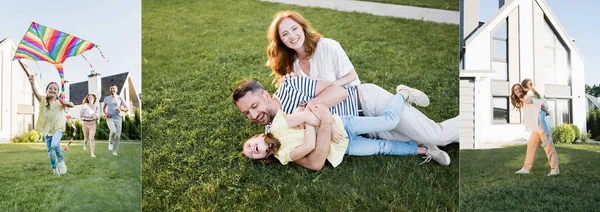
left=242, top=88, right=450, bottom=169
left=28, top=75, right=74, bottom=176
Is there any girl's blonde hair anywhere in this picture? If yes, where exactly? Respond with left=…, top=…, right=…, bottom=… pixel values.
left=521, top=78, right=541, bottom=99
left=266, top=11, right=322, bottom=85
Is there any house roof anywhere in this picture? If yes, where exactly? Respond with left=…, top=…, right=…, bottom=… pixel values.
left=465, top=0, right=584, bottom=60
left=69, top=72, right=129, bottom=105
left=587, top=94, right=600, bottom=109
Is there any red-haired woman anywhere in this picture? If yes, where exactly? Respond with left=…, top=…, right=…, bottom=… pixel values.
left=267, top=11, right=359, bottom=87
left=510, top=83, right=559, bottom=176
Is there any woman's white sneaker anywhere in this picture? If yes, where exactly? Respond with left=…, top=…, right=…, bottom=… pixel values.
left=396, top=85, right=430, bottom=107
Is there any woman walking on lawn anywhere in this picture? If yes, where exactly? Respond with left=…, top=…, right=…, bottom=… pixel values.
left=521, top=78, right=553, bottom=147
left=510, top=83, right=559, bottom=176
left=80, top=94, right=100, bottom=157
left=267, top=10, right=360, bottom=87
left=242, top=87, right=450, bottom=169
left=28, top=75, right=74, bottom=176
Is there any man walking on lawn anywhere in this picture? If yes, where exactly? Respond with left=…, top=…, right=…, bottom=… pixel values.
left=103, top=84, right=128, bottom=156
left=232, top=77, right=459, bottom=169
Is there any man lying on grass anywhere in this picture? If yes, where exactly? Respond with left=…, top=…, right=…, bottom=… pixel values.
left=240, top=89, right=449, bottom=169
left=232, top=78, right=453, bottom=170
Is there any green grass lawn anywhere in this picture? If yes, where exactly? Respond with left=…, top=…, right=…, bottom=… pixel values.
left=460, top=144, right=600, bottom=211
left=0, top=141, right=141, bottom=212
left=142, top=0, right=458, bottom=210
left=359, top=0, right=459, bottom=11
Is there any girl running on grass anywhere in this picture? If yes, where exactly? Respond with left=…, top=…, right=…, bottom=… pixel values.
left=510, top=83, right=559, bottom=176
left=241, top=87, right=450, bottom=169
left=521, top=78, right=552, bottom=147
left=28, top=75, right=74, bottom=176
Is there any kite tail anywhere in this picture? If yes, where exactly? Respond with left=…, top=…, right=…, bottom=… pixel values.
left=81, top=54, right=95, bottom=72
left=54, top=64, right=76, bottom=152
left=96, top=46, right=109, bottom=62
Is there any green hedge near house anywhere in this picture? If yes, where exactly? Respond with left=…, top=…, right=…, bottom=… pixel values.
left=587, top=108, right=600, bottom=139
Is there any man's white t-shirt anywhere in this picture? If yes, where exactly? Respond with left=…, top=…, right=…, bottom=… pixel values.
left=292, top=38, right=361, bottom=86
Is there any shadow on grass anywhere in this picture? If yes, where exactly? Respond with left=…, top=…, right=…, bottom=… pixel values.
left=460, top=144, right=600, bottom=211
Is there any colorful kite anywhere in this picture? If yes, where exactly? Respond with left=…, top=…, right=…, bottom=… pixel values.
left=13, top=22, right=107, bottom=151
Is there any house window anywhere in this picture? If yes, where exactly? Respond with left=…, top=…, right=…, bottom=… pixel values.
left=546, top=98, right=571, bottom=126
left=491, top=20, right=508, bottom=81
left=493, top=97, right=509, bottom=124
left=543, top=20, right=570, bottom=86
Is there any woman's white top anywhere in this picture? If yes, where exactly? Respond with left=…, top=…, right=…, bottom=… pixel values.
left=522, top=98, right=550, bottom=132
left=293, top=38, right=361, bottom=86
left=80, top=103, right=100, bottom=121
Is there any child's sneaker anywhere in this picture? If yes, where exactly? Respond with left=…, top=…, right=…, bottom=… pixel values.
left=83, top=144, right=87, bottom=151
left=53, top=168, right=61, bottom=176
left=91, top=153, right=96, bottom=158
left=108, top=143, right=113, bottom=151
left=541, top=136, right=552, bottom=147
left=547, top=171, right=560, bottom=177
left=396, top=85, right=430, bottom=107
left=113, top=152, right=118, bottom=156
left=515, top=169, right=530, bottom=174
left=58, top=161, right=67, bottom=175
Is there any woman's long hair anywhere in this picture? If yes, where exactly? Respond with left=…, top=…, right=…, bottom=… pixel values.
left=266, top=11, right=322, bottom=85
left=82, top=94, right=97, bottom=105
left=45, top=82, right=59, bottom=110
left=510, top=83, right=524, bottom=112
left=521, top=78, right=541, bottom=99
left=244, top=133, right=282, bottom=164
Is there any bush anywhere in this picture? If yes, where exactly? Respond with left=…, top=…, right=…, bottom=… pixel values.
left=581, top=130, right=592, bottom=143
left=11, top=136, right=23, bottom=143
left=27, top=130, right=41, bottom=142
left=588, top=108, right=600, bottom=139
left=567, top=124, right=581, bottom=141
left=551, top=124, right=576, bottom=144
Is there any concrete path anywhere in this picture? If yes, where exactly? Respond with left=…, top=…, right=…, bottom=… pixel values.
left=260, top=0, right=459, bottom=25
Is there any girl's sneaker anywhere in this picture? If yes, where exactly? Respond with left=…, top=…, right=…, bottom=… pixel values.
left=91, top=153, right=96, bottom=158
left=515, top=169, right=530, bottom=174
left=547, top=171, right=560, bottom=177
left=58, top=161, right=67, bottom=175
left=83, top=144, right=87, bottom=151
left=53, top=169, right=61, bottom=176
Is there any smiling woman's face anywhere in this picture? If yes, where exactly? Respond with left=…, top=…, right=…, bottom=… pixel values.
left=513, top=84, right=524, bottom=97
left=243, top=135, right=269, bottom=160
left=278, top=17, right=305, bottom=51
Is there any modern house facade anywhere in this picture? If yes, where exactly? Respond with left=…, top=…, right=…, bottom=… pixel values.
left=459, top=0, right=586, bottom=148
left=0, top=38, right=39, bottom=142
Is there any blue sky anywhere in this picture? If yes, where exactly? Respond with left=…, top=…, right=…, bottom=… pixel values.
left=479, top=0, right=600, bottom=86
left=0, top=0, right=141, bottom=92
